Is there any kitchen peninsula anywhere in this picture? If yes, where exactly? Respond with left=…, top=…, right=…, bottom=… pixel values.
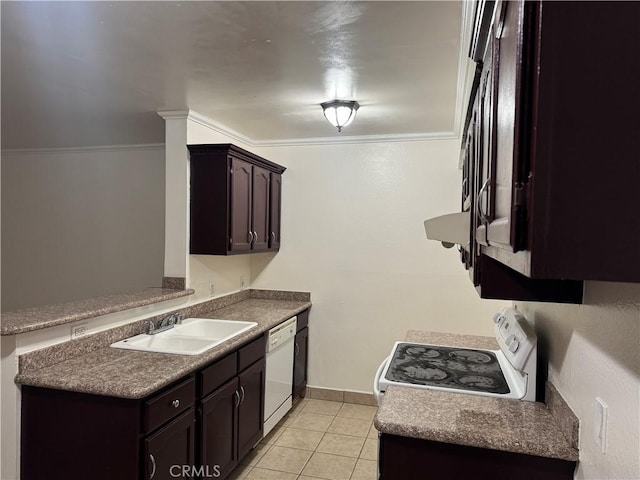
left=5, top=288, right=310, bottom=480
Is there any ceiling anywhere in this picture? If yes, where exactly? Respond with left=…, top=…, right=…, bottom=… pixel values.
left=1, top=1, right=465, bottom=149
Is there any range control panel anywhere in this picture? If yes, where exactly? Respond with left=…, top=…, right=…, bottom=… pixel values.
left=493, top=307, right=537, bottom=371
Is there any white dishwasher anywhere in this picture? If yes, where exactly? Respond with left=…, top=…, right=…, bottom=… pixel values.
left=263, top=316, right=297, bottom=436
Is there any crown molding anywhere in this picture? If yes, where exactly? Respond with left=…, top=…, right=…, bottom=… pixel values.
left=187, top=110, right=255, bottom=146
left=156, top=109, right=190, bottom=120
left=158, top=109, right=254, bottom=146
left=1, top=143, right=164, bottom=155
left=253, top=131, right=458, bottom=147
left=158, top=109, right=458, bottom=147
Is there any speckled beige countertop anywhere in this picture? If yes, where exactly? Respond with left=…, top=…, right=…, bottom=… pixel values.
left=374, top=330, right=579, bottom=462
left=1, top=288, right=195, bottom=335
left=15, top=294, right=311, bottom=400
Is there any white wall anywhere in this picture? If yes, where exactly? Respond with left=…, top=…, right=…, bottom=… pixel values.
left=251, top=140, right=508, bottom=392
left=1, top=145, right=166, bottom=312
left=517, top=283, right=640, bottom=480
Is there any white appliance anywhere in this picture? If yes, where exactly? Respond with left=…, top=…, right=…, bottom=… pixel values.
left=374, top=307, right=537, bottom=404
left=263, top=316, right=297, bottom=436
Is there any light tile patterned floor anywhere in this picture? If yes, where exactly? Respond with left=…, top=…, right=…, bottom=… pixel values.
left=229, top=398, right=379, bottom=480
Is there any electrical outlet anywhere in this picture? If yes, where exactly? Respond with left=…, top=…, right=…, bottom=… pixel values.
left=594, top=397, right=608, bottom=453
left=240, top=276, right=246, bottom=290
left=71, top=323, right=89, bottom=338
left=209, top=281, right=215, bottom=296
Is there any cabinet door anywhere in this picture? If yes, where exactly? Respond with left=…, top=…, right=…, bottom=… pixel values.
left=230, top=157, right=253, bottom=252
left=200, top=378, right=239, bottom=480
left=144, top=409, right=195, bottom=480
left=237, top=358, right=266, bottom=459
left=487, top=0, right=528, bottom=251
left=252, top=166, right=270, bottom=251
left=469, top=99, right=483, bottom=285
left=269, top=173, right=282, bottom=250
left=293, top=327, right=308, bottom=398
left=460, top=122, right=475, bottom=277
left=475, top=36, right=496, bottom=244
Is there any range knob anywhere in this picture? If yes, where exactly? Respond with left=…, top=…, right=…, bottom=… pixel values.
left=509, top=339, right=520, bottom=353
left=493, top=313, right=504, bottom=324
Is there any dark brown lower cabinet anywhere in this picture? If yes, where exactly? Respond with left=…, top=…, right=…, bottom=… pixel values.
left=144, top=410, right=196, bottom=480
left=200, top=378, right=239, bottom=478
left=293, top=326, right=308, bottom=398
left=292, top=309, right=309, bottom=399
left=379, top=434, right=576, bottom=480
left=199, top=360, right=265, bottom=480
left=21, top=335, right=269, bottom=480
left=237, top=359, right=266, bottom=459
left=198, top=336, right=266, bottom=480
left=21, top=377, right=196, bottom=480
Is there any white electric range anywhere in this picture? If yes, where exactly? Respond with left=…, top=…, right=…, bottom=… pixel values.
left=373, top=307, right=537, bottom=403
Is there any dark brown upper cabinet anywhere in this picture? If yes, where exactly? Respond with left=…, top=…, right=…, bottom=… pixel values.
left=189, top=144, right=286, bottom=255
left=269, top=173, right=282, bottom=250
left=461, top=0, right=640, bottom=301
left=252, top=166, right=271, bottom=251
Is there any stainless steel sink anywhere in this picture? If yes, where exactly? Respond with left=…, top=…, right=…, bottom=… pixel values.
left=110, top=318, right=257, bottom=355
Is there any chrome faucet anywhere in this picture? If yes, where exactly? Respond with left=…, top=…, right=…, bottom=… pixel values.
left=148, top=313, right=183, bottom=335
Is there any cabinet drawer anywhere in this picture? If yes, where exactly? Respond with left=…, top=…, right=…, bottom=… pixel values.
left=200, top=352, right=238, bottom=397
left=144, top=377, right=195, bottom=433
left=296, top=310, right=309, bottom=331
left=238, top=335, right=266, bottom=371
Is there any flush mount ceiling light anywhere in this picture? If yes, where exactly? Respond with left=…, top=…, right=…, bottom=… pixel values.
left=320, top=100, right=360, bottom=132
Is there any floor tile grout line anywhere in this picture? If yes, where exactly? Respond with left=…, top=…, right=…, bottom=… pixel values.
left=274, top=428, right=328, bottom=453
left=249, top=463, right=306, bottom=477
left=242, top=400, right=378, bottom=480
left=297, top=448, right=314, bottom=477
left=301, top=451, right=358, bottom=480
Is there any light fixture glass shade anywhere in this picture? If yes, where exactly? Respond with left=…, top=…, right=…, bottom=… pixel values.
left=321, top=100, right=360, bottom=132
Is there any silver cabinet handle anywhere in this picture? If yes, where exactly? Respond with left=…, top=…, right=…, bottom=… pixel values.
left=171, top=399, right=180, bottom=408
left=234, top=390, right=240, bottom=408
left=240, top=386, right=245, bottom=403
left=271, top=232, right=276, bottom=243
left=253, top=231, right=258, bottom=243
left=476, top=178, right=490, bottom=224
left=294, top=343, right=300, bottom=356
left=247, top=231, right=253, bottom=244
left=149, top=454, right=156, bottom=479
